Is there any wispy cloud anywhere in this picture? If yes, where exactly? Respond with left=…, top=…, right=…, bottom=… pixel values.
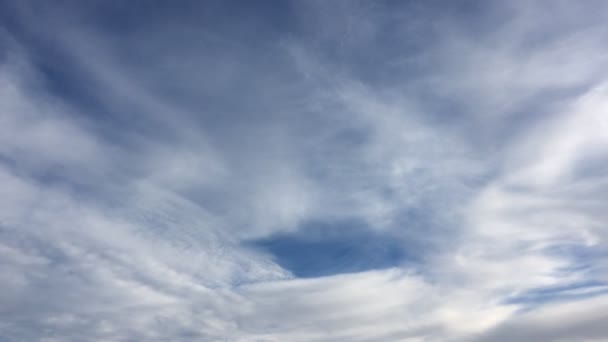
left=1, top=0, right=608, bottom=340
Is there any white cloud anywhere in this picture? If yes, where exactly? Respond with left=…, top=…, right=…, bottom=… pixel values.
left=2, top=1, right=608, bottom=341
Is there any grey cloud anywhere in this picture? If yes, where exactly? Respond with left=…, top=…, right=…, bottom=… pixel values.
left=2, top=1, right=608, bottom=341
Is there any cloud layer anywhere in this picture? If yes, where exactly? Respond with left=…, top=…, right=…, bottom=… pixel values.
left=2, top=1, right=608, bottom=341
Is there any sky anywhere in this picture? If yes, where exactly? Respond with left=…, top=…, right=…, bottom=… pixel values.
left=1, top=0, right=608, bottom=341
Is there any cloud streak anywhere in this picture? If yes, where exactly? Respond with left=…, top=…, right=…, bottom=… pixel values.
left=2, top=0, right=608, bottom=340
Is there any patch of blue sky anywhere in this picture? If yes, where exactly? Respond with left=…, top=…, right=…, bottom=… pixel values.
left=506, top=281, right=608, bottom=307
left=249, top=219, right=410, bottom=278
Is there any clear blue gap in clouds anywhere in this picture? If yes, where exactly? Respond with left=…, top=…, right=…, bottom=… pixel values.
left=249, top=219, right=409, bottom=278
left=505, top=280, right=608, bottom=307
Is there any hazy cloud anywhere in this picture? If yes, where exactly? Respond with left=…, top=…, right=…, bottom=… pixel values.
left=1, top=1, right=608, bottom=341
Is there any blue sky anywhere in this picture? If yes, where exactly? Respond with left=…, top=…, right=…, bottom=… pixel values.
left=2, top=0, right=608, bottom=341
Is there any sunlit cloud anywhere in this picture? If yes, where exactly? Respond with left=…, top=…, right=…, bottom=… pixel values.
left=1, top=1, right=608, bottom=340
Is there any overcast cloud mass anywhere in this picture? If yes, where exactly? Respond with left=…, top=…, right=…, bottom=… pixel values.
left=2, top=1, right=608, bottom=341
